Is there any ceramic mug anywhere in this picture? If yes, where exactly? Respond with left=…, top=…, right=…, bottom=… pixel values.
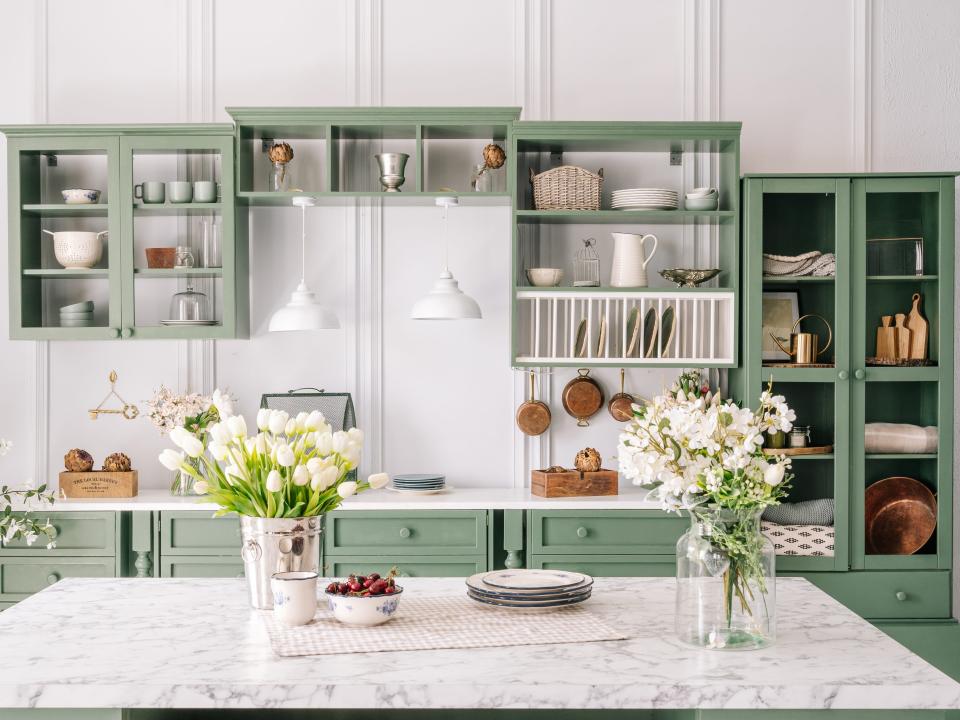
left=166, top=181, right=193, bottom=204
left=270, top=571, right=318, bottom=627
left=134, top=181, right=165, bottom=204
left=193, top=181, right=219, bottom=203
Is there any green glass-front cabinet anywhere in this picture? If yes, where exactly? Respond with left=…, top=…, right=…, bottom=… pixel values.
left=736, top=173, right=955, bottom=608
left=2, top=124, right=247, bottom=340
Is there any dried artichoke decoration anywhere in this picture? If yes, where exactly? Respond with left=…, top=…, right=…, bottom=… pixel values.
left=482, top=143, right=506, bottom=170
left=64, top=448, right=94, bottom=472
left=102, top=452, right=132, bottom=472
left=268, top=141, right=294, bottom=165
left=574, top=447, right=602, bottom=473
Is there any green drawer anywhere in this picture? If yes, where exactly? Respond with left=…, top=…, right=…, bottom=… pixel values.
left=0, top=556, right=115, bottom=600
left=530, top=510, right=686, bottom=555
left=800, top=571, right=951, bottom=619
left=325, top=511, right=488, bottom=556
left=324, top=554, right=487, bottom=578
left=0, top=601, right=16, bottom=611
left=530, top=553, right=675, bottom=577
left=160, top=556, right=245, bottom=578
left=0, top=511, right=117, bottom=556
left=160, top=511, right=240, bottom=556
left=875, top=621, right=960, bottom=682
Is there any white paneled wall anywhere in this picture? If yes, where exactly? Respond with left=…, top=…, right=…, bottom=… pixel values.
left=0, top=2, right=957, bottom=509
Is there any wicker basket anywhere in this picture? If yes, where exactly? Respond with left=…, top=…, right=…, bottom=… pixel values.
left=530, top=166, right=603, bottom=210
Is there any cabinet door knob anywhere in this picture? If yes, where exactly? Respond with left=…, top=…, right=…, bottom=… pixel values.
left=399, top=527, right=411, bottom=539
left=49, top=525, right=59, bottom=539
left=895, top=590, right=907, bottom=602
left=837, top=370, right=848, bottom=380
left=121, top=327, right=133, bottom=339
left=576, top=526, right=589, bottom=538
left=854, top=369, right=866, bottom=380
left=108, top=328, right=121, bottom=339
left=46, top=573, right=60, bottom=585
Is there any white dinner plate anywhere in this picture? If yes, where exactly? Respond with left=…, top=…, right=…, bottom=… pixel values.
left=386, top=485, right=451, bottom=495
left=480, top=569, right=587, bottom=591
left=466, top=572, right=594, bottom=598
left=468, top=590, right=592, bottom=609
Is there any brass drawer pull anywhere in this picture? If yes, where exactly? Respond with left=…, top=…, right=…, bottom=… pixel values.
left=399, top=527, right=412, bottom=539
left=576, top=526, right=589, bottom=538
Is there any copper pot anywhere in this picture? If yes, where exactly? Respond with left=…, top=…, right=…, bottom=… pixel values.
left=607, top=368, right=636, bottom=422
left=561, top=369, right=603, bottom=427
left=864, top=476, right=937, bottom=555
left=516, top=371, right=551, bottom=436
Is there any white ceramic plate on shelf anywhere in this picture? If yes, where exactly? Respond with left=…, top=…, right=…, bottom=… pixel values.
left=160, top=319, right=219, bottom=326
left=481, top=569, right=587, bottom=591
left=386, top=485, right=451, bottom=495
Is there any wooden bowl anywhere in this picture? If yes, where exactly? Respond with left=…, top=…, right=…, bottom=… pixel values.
left=864, top=476, right=937, bottom=555
left=145, top=247, right=176, bottom=269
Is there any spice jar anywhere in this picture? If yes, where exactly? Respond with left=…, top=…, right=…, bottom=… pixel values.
left=789, top=425, right=811, bottom=448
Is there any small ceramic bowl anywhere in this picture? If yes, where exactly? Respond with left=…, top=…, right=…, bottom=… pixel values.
left=61, top=189, right=101, bottom=204
left=686, top=186, right=718, bottom=199
left=685, top=197, right=720, bottom=211
left=526, top=268, right=563, bottom=287
left=325, top=587, right=403, bottom=626
left=60, top=300, right=94, bottom=314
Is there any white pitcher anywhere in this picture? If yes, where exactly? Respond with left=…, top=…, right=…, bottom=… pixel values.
left=609, top=232, right=658, bottom=287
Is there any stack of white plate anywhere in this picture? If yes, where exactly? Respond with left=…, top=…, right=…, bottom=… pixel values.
left=466, top=569, right=593, bottom=609
left=60, top=300, right=94, bottom=328
left=611, top=188, right=679, bottom=211
left=388, top=473, right=448, bottom=495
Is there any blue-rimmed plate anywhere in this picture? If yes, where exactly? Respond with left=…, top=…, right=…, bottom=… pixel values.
left=468, top=589, right=592, bottom=609
left=480, top=569, right=587, bottom=591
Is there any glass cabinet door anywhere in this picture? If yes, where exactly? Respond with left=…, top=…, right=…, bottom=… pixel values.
left=742, top=176, right=851, bottom=571
left=119, top=133, right=236, bottom=339
left=850, top=176, right=954, bottom=571
left=8, top=135, right=123, bottom=339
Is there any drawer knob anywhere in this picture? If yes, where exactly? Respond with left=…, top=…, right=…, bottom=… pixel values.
left=49, top=525, right=59, bottom=539
left=895, top=590, right=907, bottom=602
left=576, top=526, right=589, bottom=538
left=837, top=370, right=848, bottom=380
left=46, top=573, right=60, bottom=585
left=854, top=368, right=866, bottom=380
left=399, top=527, right=412, bottom=539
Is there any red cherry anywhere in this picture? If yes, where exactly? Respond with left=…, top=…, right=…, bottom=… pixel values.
left=384, top=586, right=396, bottom=594
left=368, top=573, right=381, bottom=581
left=363, top=578, right=375, bottom=589
left=325, top=582, right=338, bottom=594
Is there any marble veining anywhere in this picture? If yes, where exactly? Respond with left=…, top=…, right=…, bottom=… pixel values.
left=0, top=577, right=957, bottom=710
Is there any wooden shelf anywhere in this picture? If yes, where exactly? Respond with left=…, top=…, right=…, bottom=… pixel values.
left=788, top=453, right=835, bottom=460
left=763, top=275, right=834, bottom=283
left=865, top=453, right=938, bottom=460
left=133, top=202, right=222, bottom=213
left=865, top=274, right=938, bottom=282
left=134, top=268, right=223, bottom=278
left=515, top=209, right=736, bottom=225
left=22, top=269, right=109, bottom=278
left=22, top=203, right=108, bottom=216
left=237, top=190, right=510, bottom=206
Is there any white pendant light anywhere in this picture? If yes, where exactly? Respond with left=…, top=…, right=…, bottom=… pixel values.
left=411, top=196, right=482, bottom=320
left=268, top=196, right=340, bottom=332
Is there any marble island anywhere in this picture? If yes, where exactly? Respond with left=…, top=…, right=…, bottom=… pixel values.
left=0, top=576, right=958, bottom=717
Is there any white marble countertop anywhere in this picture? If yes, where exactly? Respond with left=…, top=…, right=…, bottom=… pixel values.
left=13, top=485, right=661, bottom=512
left=0, top=576, right=957, bottom=711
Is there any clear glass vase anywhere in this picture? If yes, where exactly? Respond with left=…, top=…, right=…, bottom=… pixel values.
left=675, top=507, right=775, bottom=650
left=170, top=457, right=201, bottom=496
left=268, top=161, right=291, bottom=192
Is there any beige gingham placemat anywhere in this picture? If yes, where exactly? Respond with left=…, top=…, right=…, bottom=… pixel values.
left=262, top=595, right=628, bottom=657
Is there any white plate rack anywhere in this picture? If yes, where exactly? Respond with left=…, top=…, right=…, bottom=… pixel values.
left=515, top=289, right=735, bottom=366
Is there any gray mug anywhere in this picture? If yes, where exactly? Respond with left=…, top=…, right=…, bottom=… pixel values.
left=192, top=181, right=219, bottom=203
left=134, top=181, right=165, bottom=204
left=166, top=181, right=193, bottom=204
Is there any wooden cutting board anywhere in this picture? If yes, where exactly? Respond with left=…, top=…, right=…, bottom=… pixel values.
left=905, top=293, right=928, bottom=360
left=763, top=445, right=833, bottom=456
left=876, top=315, right=895, bottom=360
left=894, top=313, right=911, bottom=360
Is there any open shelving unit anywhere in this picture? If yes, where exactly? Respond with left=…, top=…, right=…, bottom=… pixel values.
left=510, top=121, right=741, bottom=368
left=734, top=172, right=956, bottom=578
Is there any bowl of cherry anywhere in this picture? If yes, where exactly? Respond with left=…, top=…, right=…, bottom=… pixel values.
left=325, top=571, right=403, bottom=626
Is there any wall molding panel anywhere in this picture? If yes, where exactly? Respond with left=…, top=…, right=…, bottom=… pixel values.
left=852, top=0, right=873, bottom=171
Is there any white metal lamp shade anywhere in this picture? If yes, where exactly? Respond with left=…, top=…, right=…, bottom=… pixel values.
left=268, top=281, right=340, bottom=331
left=410, top=269, right=482, bottom=320
left=411, top=196, right=481, bottom=320
left=268, top=196, right=340, bottom=332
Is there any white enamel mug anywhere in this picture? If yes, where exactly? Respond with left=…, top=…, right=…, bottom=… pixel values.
left=270, top=571, right=318, bottom=626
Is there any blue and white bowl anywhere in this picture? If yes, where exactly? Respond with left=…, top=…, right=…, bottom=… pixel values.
left=61, top=189, right=101, bottom=204
left=325, top=586, right=403, bottom=626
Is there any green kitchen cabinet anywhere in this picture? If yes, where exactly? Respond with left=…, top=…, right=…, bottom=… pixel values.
left=324, top=555, right=487, bottom=578
left=530, top=554, right=675, bottom=577
left=1, top=124, right=246, bottom=340
left=159, top=556, right=244, bottom=578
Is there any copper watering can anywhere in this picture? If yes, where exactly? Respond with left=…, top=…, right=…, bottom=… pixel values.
left=770, top=314, right=833, bottom=364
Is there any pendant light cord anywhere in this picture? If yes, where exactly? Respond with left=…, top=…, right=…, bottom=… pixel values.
left=300, top=203, right=307, bottom=285
left=442, top=202, right=449, bottom=271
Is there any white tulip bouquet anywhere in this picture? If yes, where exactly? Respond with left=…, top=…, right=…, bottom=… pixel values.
left=159, top=407, right=388, bottom=518
left=618, top=370, right=795, bottom=624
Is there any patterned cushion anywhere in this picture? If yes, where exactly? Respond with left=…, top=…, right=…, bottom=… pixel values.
left=762, top=522, right=835, bottom=557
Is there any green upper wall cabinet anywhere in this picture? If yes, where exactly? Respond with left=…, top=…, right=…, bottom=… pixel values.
left=226, top=107, right=520, bottom=205
left=736, top=173, right=956, bottom=575
left=2, top=124, right=247, bottom=341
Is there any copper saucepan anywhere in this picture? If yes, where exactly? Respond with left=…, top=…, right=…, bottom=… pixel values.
left=864, top=476, right=937, bottom=555
left=516, top=371, right=551, bottom=436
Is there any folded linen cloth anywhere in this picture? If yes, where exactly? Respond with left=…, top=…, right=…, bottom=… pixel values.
left=807, top=252, right=836, bottom=276
left=864, top=423, right=938, bottom=454
left=762, top=498, right=835, bottom=526
left=762, top=251, right=836, bottom=277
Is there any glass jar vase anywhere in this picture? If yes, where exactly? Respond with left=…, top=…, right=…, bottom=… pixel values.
left=675, top=507, right=776, bottom=650
left=268, top=160, right=291, bottom=192
left=170, top=457, right=201, bottom=496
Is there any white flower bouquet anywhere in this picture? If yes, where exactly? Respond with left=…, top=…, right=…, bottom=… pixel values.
left=618, top=370, right=795, bottom=637
left=159, top=407, right=387, bottom=518
left=0, top=439, right=57, bottom=549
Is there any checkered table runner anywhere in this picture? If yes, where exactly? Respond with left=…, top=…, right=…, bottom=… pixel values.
left=262, top=594, right=628, bottom=657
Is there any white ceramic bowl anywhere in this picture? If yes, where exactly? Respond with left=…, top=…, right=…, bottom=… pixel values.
left=61, top=189, right=101, bottom=204
left=526, top=268, right=563, bottom=287
left=686, top=186, right=718, bottom=199
left=325, top=587, right=403, bottom=626
left=44, top=230, right=106, bottom=269
left=684, top=197, right=719, bottom=211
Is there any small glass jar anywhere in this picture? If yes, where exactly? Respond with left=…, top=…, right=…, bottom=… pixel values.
left=676, top=507, right=776, bottom=650
left=789, top=425, right=811, bottom=448
left=174, top=246, right=194, bottom=268
left=269, top=160, right=291, bottom=192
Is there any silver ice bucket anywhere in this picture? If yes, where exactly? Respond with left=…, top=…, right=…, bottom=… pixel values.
left=239, top=515, right=322, bottom=609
